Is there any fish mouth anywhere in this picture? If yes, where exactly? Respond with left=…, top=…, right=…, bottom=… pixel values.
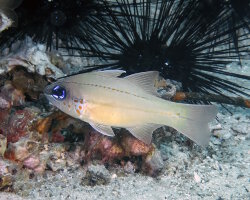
left=43, top=84, right=53, bottom=95
left=43, top=84, right=57, bottom=106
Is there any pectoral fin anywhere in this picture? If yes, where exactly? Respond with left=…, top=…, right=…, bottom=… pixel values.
left=89, top=122, right=115, bottom=137
left=127, top=124, right=162, bottom=144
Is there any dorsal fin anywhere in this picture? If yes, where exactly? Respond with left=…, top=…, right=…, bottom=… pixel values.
left=93, top=70, right=126, bottom=78
left=124, top=71, right=159, bottom=95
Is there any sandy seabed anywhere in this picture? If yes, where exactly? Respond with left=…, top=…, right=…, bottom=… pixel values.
left=0, top=105, right=249, bottom=200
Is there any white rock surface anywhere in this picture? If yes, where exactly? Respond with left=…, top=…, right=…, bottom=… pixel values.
left=0, top=37, right=64, bottom=79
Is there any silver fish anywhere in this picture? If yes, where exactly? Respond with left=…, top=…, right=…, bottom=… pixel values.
left=44, top=70, right=217, bottom=146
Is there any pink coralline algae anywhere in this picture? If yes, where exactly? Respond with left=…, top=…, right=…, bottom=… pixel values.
left=83, top=130, right=163, bottom=176
left=23, top=155, right=41, bottom=170
left=84, top=131, right=155, bottom=163
left=84, top=131, right=124, bottom=162
left=0, top=83, right=25, bottom=109
left=1, top=108, right=38, bottom=143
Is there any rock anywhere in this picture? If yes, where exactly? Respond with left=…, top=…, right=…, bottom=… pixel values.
left=0, top=37, right=64, bottom=79
left=210, top=137, right=222, bottom=145
left=159, top=144, right=172, bottom=161
left=6, top=108, right=38, bottom=143
left=81, top=164, right=111, bottom=186
left=124, top=161, right=136, bottom=174
left=0, top=9, right=13, bottom=33
left=231, top=123, right=249, bottom=135
left=0, top=159, right=16, bottom=190
left=0, top=174, right=13, bottom=190
left=33, top=164, right=46, bottom=173
left=51, top=131, right=65, bottom=143
left=33, top=111, right=73, bottom=142
left=23, top=155, right=40, bottom=170
left=11, top=68, right=48, bottom=100
left=0, top=96, right=10, bottom=109
left=84, top=130, right=125, bottom=162
left=47, top=157, right=67, bottom=172
left=121, top=134, right=153, bottom=156
left=4, top=139, right=30, bottom=161
left=213, top=129, right=232, bottom=140
left=0, top=134, right=7, bottom=156
left=210, top=124, right=222, bottom=132
left=0, top=83, right=25, bottom=108
left=142, top=148, right=164, bottom=176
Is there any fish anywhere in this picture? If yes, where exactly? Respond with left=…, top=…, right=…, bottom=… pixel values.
left=44, top=70, right=218, bottom=146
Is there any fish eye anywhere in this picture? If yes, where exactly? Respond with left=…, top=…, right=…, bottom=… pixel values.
left=52, top=85, right=66, bottom=100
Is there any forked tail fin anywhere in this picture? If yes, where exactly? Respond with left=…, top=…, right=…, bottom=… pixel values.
left=161, top=103, right=218, bottom=146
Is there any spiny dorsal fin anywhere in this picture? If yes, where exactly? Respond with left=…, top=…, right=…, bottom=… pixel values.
left=93, top=70, right=126, bottom=78
left=124, top=71, right=159, bottom=96
left=127, top=123, right=162, bottom=144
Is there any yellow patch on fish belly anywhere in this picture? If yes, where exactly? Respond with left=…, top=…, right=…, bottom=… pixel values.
left=88, top=104, right=138, bottom=126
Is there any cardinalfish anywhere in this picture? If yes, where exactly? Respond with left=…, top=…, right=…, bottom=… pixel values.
left=44, top=70, right=217, bottom=146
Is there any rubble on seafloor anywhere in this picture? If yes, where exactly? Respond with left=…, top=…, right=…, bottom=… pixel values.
left=0, top=64, right=167, bottom=193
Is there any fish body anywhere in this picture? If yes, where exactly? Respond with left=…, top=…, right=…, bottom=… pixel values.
left=44, top=70, right=217, bottom=146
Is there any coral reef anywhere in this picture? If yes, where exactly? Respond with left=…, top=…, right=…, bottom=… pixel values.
left=0, top=64, right=167, bottom=194
left=0, top=44, right=248, bottom=200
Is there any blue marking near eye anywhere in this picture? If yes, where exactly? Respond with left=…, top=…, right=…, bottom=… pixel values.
left=52, top=85, right=66, bottom=100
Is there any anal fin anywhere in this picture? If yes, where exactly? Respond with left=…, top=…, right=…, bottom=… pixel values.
left=127, top=124, right=162, bottom=144
left=89, top=122, right=115, bottom=137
